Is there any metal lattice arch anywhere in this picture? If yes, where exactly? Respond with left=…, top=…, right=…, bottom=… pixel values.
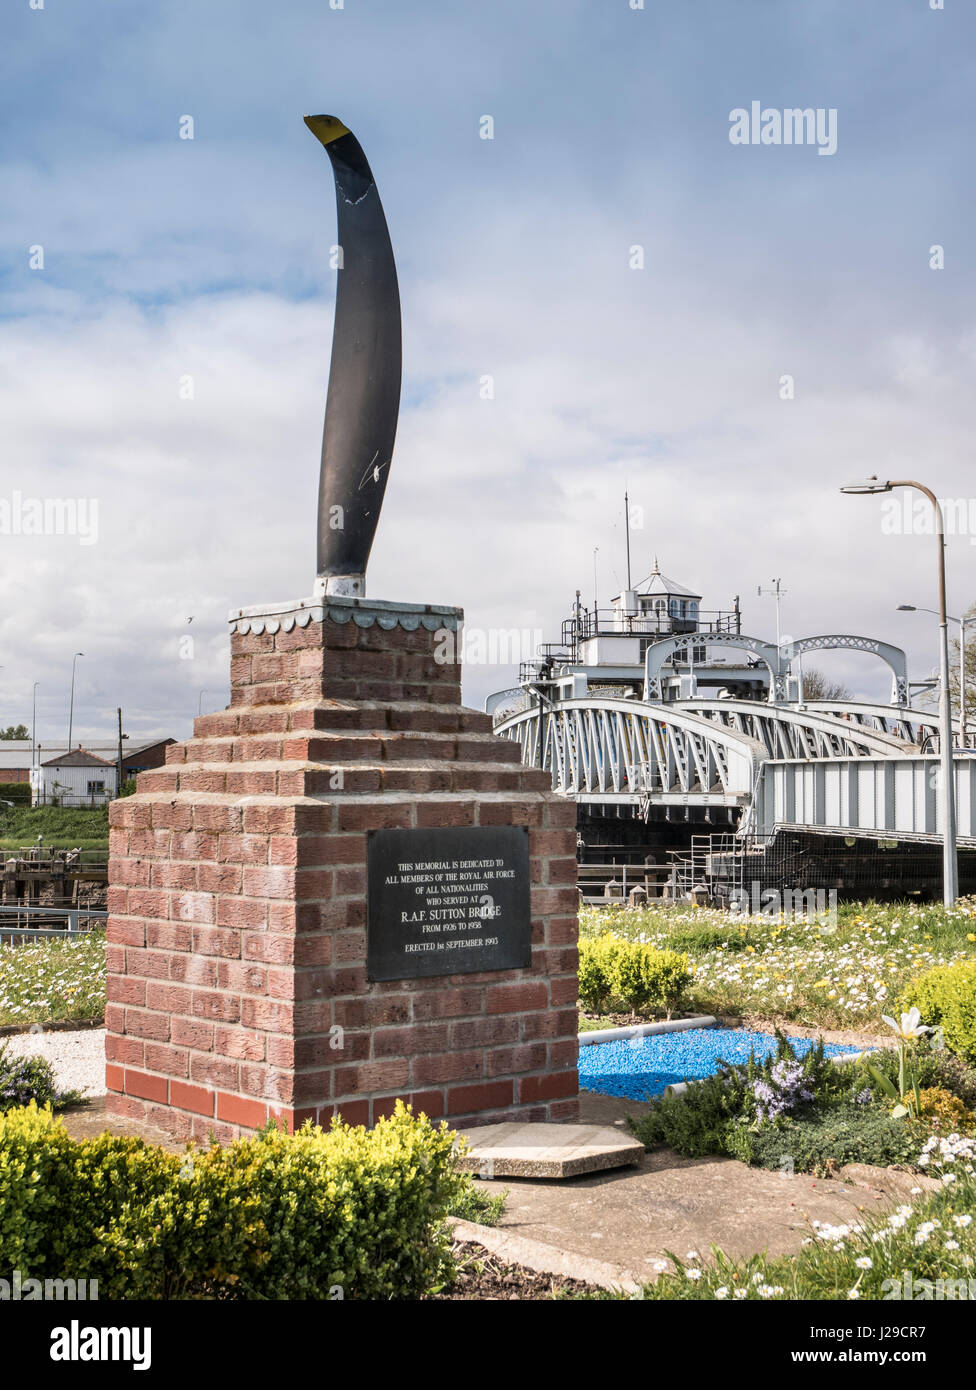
left=643, top=633, right=786, bottom=702
left=786, top=635, right=909, bottom=706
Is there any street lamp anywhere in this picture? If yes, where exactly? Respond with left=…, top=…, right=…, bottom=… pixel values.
left=897, top=604, right=976, bottom=747
left=841, top=478, right=957, bottom=904
left=67, top=652, right=84, bottom=753
left=963, top=616, right=975, bottom=745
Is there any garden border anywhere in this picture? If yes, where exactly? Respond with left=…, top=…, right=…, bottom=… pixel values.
left=0, top=1018, right=104, bottom=1038
left=578, top=1015, right=718, bottom=1046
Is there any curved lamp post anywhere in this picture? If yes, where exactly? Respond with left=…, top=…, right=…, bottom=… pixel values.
left=841, top=478, right=958, bottom=905
left=897, top=604, right=975, bottom=747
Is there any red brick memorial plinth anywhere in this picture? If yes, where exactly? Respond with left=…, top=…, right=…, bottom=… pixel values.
left=104, top=596, right=579, bottom=1143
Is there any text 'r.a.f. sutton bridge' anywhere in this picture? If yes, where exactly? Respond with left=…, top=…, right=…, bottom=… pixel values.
left=487, top=563, right=976, bottom=897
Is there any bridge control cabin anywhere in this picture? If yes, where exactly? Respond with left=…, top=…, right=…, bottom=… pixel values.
left=517, top=561, right=770, bottom=706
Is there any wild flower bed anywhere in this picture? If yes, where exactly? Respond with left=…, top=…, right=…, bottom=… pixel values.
left=628, top=1027, right=976, bottom=1175
left=611, top=1134, right=976, bottom=1301
left=0, top=932, right=105, bottom=1027
left=580, top=899, right=976, bottom=1030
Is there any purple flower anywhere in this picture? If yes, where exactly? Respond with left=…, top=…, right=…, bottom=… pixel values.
left=752, top=1058, right=816, bottom=1122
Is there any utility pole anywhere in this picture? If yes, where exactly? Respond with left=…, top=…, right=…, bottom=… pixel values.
left=592, top=547, right=600, bottom=628
left=117, top=707, right=124, bottom=798
left=67, top=652, right=84, bottom=752
left=757, top=579, right=787, bottom=648
left=961, top=615, right=975, bottom=747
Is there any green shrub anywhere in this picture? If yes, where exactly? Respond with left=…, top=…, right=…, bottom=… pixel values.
left=0, top=1042, right=82, bottom=1112
left=903, top=960, right=976, bottom=1062
left=0, top=1101, right=467, bottom=1299
left=628, top=1033, right=849, bottom=1161
left=922, top=1051, right=976, bottom=1109
left=578, top=936, right=622, bottom=1013
left=579, top=937, right=692, bottom=1018
left=611, top=945, right=691, bottom=1018
left=0, top=782, right=31, bottom=805
left=628, top=1066, right=750, bottom=1157
left=737, top=1104, right=926, bottom=1175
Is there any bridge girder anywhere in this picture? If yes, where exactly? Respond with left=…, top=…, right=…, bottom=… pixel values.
left=494, top=697, right=763, bottom=804
left=493, top=695, right=974, bottom=846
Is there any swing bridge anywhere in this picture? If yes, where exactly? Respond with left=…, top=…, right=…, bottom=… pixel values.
left=489, top=624, right=976, bottom=850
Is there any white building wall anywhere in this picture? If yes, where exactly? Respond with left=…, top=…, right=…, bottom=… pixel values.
left=36, top=762, right=118, bottom=803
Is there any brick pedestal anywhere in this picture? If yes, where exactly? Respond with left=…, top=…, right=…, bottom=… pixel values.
left=105, top=596, right=579, bottom=1143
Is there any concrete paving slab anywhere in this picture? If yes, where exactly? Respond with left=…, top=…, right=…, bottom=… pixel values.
left=449, top=1217, right=642, bottom=1294
left=458, top=1122, right=644, bottom=1178
left=461, top=1087, right=902, bottom=1285
left=478, top=1148, right=891, bottom=1283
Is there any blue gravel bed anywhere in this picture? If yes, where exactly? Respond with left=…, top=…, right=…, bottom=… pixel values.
left=578, top=1028, right=867, bottom=1102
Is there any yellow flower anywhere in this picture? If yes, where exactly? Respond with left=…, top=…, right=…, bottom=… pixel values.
left=813, top=978, right=830, bottom=988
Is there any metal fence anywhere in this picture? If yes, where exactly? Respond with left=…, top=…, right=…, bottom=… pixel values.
left=0, top=904, right=107, bottom=944
left=29, top=792, right=114, bottom=808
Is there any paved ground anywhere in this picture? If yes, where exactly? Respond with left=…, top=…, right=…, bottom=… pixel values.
left=464, top=1088, right=901, bottom=1284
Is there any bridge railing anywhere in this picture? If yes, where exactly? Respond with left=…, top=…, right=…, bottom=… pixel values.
left=0, top=904, right=107, bottom=945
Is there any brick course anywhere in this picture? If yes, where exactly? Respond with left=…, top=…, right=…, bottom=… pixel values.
left=106, top=599, right=579, bottom=1139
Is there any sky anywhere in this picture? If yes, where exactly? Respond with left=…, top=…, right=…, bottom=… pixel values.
left=1, top=0, right=974, bottom=745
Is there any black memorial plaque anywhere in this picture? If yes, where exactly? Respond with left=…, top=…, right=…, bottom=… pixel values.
left=366, top=825, right=532, bottom=981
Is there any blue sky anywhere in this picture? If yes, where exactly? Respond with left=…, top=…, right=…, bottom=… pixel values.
left=1, top=0, right=974, bottom=742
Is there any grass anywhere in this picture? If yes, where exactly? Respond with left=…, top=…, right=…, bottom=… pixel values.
left=0, top=932, right=106, bottom=1027
left=447, top=1183, right=508, bottom=1227
left=578, top=1015, right=612, bottom=1032
left=0, top=805, right=109, bottom=853
left=580, top=898, right=976, bottom=1032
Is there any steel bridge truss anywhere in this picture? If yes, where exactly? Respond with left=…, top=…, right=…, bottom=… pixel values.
left=495, top=694, right=976, bottom=845
left=496, top=697, right=762, bottom=806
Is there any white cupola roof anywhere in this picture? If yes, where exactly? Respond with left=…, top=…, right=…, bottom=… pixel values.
left=634, top=559, right=701, bottom=600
